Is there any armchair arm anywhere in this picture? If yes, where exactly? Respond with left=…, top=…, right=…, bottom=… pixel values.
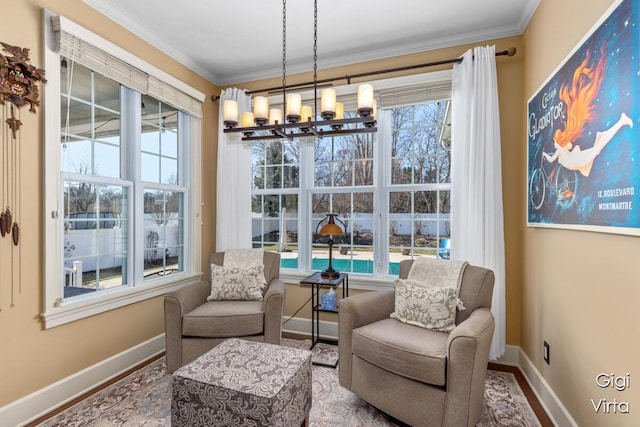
left=164, top=280, right=210, bottom=373
left=262, top=278, right=286, bottom=344
left=443, top=308, right=495, bottom=427
left=339, top=290, right=395, bottom=329
left=338, top=290, right=395, bottom=389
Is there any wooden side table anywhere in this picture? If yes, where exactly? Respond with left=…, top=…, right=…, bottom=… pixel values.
left=300, top=272, right=349, bottom=352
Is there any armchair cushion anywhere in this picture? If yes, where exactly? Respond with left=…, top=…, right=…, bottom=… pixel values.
left=207, top=264, right=266, bottom=301
left=390, top=279, right=460, bottom=332
left=183, top=300, right=264, bottom=337
left=352, top=318, right=449, bottom=386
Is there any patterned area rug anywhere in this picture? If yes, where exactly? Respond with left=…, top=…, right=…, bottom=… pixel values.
left=38, top=340, right=541, bottom=427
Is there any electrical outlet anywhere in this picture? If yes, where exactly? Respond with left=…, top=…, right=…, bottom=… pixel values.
left=543, top=341, right=550, bottom=364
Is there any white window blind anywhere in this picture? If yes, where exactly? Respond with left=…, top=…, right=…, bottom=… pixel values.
left=147, top=76, right=202, bottom=118
left=270, top=81, right=451, bottom=113
left=377, top=81, right=451, bottom=109
left=52, top=16, right=148, bottom=94
left=50, top=14, right=203, bottom=118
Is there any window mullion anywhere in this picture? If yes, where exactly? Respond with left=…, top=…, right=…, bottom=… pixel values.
left=123, top=89, right=142, bottom=286
left=178, top=111, right=190, bottom=274
left=299, top=137, right=315, bottom=271
left=375, top=110, right=390, bottom=276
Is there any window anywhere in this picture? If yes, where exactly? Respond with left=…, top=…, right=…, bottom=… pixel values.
left=251, top=72, right=452, bottom=284
left=43, top=13, right=204, bottom=328
left=252, top=140, right=300, bottom=261
left=311, top=129, right=375, bottom=275
left=387, top=102, right=451, bottom=274
left=140, top=96, right=186, bottom=279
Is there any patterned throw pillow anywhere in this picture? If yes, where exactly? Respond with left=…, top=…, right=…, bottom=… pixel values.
left=224, top=248, right=267, bottom=285
left=208, top=264, right=266, bottom=301
left=390, top=279, right=459, bottom=332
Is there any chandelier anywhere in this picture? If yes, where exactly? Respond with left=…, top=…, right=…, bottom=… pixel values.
left=222, top=0, right=377, bottom=141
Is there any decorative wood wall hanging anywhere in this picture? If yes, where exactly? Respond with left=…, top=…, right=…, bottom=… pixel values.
left=0, top=42, right=46, bottom=309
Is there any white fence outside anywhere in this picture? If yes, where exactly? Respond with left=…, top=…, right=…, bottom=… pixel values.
left=63, top=215, right=179, bottom=275
left=252, top=212, right=450, bottom=239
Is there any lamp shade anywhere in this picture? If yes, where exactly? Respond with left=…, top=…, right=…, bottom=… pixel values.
left=269, top=108, right=283, bottom=125
left=253, top=96, right=269, bottom=124
left=321, top=88, right=336, bottom=119
left=335, top=102, right=344, bottom=120
left=357, top=84, right=374, bottom=109
left=357, top=84, right=374, bottom=117
left=317, top=213, right=344, bottom=236
left=241, top=111, right=255, bottom=127
left=223, top=100, right=238, bottom=126
left=285, top=93, right=302, bottom=121
left=301, top=105, right=313, bottom=122
left=319, top=222, right=343, bottom=236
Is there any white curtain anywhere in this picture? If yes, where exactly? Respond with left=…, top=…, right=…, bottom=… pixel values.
left=216, top=88, right=253, bottom=251
left=450, top=45, right=506, bottom=360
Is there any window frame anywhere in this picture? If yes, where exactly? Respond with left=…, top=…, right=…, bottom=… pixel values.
left=42, top=10, right=204, bottom=328
left=255, top=71, right=452, bottom=289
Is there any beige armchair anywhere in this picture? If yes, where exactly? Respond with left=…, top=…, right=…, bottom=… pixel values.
left=164, top=251, right=285, bottom=373
left=338, top=260, right=495, bottom=427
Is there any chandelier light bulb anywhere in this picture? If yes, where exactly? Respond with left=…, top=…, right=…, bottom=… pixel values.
left=269, top=108, right=283, bottom=125
left=241, top=111, right=255, bottom=127
left=301, top=105, right=313, bottom=123
left=332, top=102, right=345, bottom=130
left=335, top=102, right=344, bottom=120
left=357, top=84, right=374, bottom=117
left=223, top=99, right=238, bottom=128
left=253, top=96, right=269, bottom=125
left=321, top=88, right=336, bottom=120
left=285, top=93, right=302, bottom=123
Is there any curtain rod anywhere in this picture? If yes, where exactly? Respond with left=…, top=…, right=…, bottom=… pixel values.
left=212, top=47, right=516, bottom=102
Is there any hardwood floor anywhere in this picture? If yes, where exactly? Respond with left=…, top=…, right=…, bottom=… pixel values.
left=488, top=362, right=554, bottom=426
left=25, top=353, right=165, bottom=427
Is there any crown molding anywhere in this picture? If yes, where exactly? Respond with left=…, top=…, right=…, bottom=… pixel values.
left=83, top=0, right=536, bottom=87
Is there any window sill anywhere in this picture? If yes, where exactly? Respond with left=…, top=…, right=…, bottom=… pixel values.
left=281, top=270, right=395, bottom=291
left=41, top=272, right=202, bottom=329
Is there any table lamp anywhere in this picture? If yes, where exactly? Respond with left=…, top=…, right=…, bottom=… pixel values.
left=316, top=213, right=345, bottom=278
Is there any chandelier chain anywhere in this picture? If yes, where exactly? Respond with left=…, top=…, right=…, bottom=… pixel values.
left=313, top=0, right=318, bottom=116
left=222, top=0, right=377, bottom=141
left=282, top=0, right=287, bottom=99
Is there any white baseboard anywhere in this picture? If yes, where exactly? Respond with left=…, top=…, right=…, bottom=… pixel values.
left=518, top=349, right=578, bottom=427
left=492, top=344, right=520, bottom=366
left=282, top=315, right=337, bottom=341
left=0, top=334, right=165, bottom=427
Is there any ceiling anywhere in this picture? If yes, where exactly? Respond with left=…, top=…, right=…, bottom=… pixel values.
left=82, top=0, right=539, bottom=87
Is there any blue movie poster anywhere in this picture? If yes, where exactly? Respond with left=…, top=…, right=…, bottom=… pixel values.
left=527, top=0, right=640, bottom=234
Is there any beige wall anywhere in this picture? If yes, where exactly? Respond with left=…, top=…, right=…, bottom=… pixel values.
left=523, top=0, right=639, bottom=425
left=230, top=38, right=525, bottom=347
left=0, top=0, right=218, bottom=407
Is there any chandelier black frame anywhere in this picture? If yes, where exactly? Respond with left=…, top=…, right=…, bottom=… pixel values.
left=222, top=0, right=377, bottom=141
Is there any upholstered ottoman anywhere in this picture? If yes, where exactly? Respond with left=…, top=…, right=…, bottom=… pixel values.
left=171, top=338, right=312, bottom=426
